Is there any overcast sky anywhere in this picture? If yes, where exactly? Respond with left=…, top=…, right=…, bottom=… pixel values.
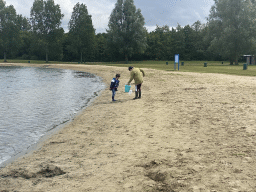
left=5, top=0, right=215, bottom=33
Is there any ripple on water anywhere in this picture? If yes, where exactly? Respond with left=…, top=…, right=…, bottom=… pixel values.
left=0, top=66, right=105, bottom=165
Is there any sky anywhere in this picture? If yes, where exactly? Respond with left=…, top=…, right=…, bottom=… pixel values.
left=5, top=0, right=215, bottom=33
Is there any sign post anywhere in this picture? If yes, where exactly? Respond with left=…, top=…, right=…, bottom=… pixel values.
left=175, top=54, right=179, bottom=70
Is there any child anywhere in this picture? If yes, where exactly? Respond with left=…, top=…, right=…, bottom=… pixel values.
left=110, top=74, right=120, bottom=101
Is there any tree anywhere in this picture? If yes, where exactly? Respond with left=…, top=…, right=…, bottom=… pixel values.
left=190, top=21, right=210, bottom=60
left=16, top=15, right=32, bottom=59
left=145, top=25, right=173, bottom=60
left=67, top=3, right=95, bottom=62
left=107, top=0, right=147, bottom=63
left=245, top=0, right=256, bottom=57
left=183, top=25, right=196, bottom=60
left=95, top=33, right=108, bottom=62
left=30, top=0, right=63, bottom=62
left=172, top=24, right=185, bottom=60
left=0, top=3, right=20, bottom=61
left=207, top=0, right=254, bottom=64
left=16, top=15, right=31, bottom=31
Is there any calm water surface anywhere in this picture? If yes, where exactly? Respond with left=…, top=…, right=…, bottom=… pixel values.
left=0, top=66, right=105, bottom=165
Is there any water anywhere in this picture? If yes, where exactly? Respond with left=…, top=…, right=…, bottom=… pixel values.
left=0, top=66, right=105, bottom=165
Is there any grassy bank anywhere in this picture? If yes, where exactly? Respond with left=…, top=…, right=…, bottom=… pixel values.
left=1, top=59, right=255, bottom=76
left=90, top=60, right=256, bottom=77
left=0, top=59, right=76, bottom=64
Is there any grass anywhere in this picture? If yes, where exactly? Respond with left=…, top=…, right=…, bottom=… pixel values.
left=0, top=59, right=76, bottom=64
left=1, top=59, right=256, bottom=77
left=88, top=60, right=256, bottom=77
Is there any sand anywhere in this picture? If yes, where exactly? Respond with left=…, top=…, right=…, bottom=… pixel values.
left=1, top=63, right=256, bottom=191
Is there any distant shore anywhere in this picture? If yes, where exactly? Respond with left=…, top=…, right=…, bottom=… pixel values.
left=1, top=63, right=256, bottom=191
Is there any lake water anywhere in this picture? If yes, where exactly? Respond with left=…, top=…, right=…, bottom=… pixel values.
left=0, top=66, right=105, bottom=166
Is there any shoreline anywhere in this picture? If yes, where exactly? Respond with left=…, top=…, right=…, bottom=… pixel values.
left=1, top=63, right=256, bottom=191
left=0, top=64, right=106, bottom=169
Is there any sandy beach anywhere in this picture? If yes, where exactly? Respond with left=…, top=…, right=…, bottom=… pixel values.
left=1, top=63, right=256, bottom=191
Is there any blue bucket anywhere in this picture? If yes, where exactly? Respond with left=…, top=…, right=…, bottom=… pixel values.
left=125, top=85, right=131, bottom=92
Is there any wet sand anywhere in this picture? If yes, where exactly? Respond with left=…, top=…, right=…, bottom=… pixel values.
left=1, top=63, right=256, bottom=191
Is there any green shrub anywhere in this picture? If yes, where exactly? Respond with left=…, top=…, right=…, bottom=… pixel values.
left=22, top=54, right=30, bottom=60
left=30, top=55, right=38, bottom=60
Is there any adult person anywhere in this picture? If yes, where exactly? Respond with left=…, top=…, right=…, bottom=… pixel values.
left=127, top=66, right=145, bottom=99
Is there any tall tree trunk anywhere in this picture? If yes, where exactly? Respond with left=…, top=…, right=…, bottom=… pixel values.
left=229, top=57, right=234, bottom=65
left=80, top=52, right=83, bottom=63
left=235, top=54, right=239, bottom=65
left=45, top=44, right=49, bottom=63
left=4, top=51, right=7, bottom=62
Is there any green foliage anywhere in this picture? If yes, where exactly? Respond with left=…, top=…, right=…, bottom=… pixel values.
left=18, top=31, right=32, bottom=59
left=145, top=25, right=172, bottom=60
left=94, top=33, right=108, bottom=62
left=107, top=0, right=147, bottom=62
left=0, top=0, right=5, bottom=10
left=144, top=21, right=209, bottom=61
left=67, top=3, right=95, bottom=62
left=207, top=0, right=254, bottom=64
left=0, top=3, right=21, bottom=61
left=2, top=0, right=256, bottom=63
left=30, top=0, right=64, bottom=62
left=31, top=0, right=63, bottom=35
left=16, top=15, right=31, bottom=31
left=16, top=16, right=31, bottom=59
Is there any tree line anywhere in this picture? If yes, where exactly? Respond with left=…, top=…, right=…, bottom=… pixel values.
left=1, top=0, right=256, bottom=64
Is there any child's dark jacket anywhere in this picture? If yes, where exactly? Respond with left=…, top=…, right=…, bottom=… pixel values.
left=110, top=78, right=120, bottom=90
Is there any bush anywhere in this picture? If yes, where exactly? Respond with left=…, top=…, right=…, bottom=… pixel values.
left=22, top=54, right=30, bottom=60
left=30, top=55, right=38, bottom=60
